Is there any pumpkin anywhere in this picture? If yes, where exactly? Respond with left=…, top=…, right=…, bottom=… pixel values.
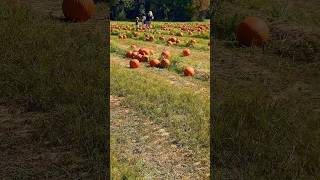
left=133, top=32, right=140, bottom=37
left=62, top=0, right=95, bottom=22
left=167, top=41, right=174, bottom=46
left=126, top=51, right=133, bottom=58
left=132, top=51, right=139, bottom=58
left=137, top=54, right=144, bottom=62
left=168, top=37, right=177, bottom=42
left=139, top=48, right=149, bottom=55
left=148, top=35, right=155, bottom=41
left=236, top=16, right=269, bottom=46
left=182, top=48, right=191, bottom=56
left=160, top=59, right=170, bottom=68
left=141, top=55, right=149, bottom=62
left=184, top=66, right=195, bottom=76
left=149, top=59, right=160, bottom=67
left=161, top=50, right=171, bottom=59
left=130, top=59, right=140, bottom=68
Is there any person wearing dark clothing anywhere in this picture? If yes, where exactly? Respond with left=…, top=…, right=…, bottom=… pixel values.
left=145, top=11, right=154, bottom=29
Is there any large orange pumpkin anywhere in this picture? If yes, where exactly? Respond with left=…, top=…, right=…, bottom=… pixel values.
left=126, top=51, right=133, bottom=58
left=182, top=48, right=191, bottom=56
left=160, top=59, right=170, bottom=68
left=184, top=66, right=195, bottom=76
left=161, top=50, right=171, bottom=59
left=130, top=59, right=140, bottom=68
left=236, top=16, right=269, bottom=46
left=141, top=55, right=149, bottom=62
left=149, top=59, right=160, bottom=67
left=62, top=0, right=96, bottom=22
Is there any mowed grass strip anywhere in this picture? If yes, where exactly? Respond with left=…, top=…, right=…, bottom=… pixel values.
left=110, top=63, right=210, bottom=156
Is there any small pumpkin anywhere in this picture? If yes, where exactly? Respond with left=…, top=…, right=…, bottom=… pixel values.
left=131, top=44, right=137, bottom=49
left=184, top=66, right=195, bottom=76
left=167, top=41, right=174, bottom=46
left=130, top=59, right=140, bottom=68
left=132, top=51, right=139, bottom=58
left=149, top=59, right=160, bottom=67
left=182, top=48, right=191, bottom=56
left=141, top=55, right=149, bottom=62
left=137, top=54, right=144, bottom=62
left=161, top=50, right=171, bottom=59
left=139, top=48, right=150, bottom=55
left=126, top=51, right=133, bottom=58
left=160, top=59, right=170, bottom=68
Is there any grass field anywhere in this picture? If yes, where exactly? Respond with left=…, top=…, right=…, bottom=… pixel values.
left=0, top=0, right=108, bottom=178
left=212, top=0, right=320, bottom=179
left=110, top=21, right=210, bottom=178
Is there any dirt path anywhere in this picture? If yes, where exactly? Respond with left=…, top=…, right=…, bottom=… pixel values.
left=0, top=105, right=90, bottom=179
left=110, top=96, right=210, bottom=179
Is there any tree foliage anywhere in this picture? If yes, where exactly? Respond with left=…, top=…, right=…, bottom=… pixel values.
left=110, top=0, right=210, bottom=21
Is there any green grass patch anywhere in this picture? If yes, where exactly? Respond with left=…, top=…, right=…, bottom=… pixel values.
left=110, top=63, right=209, bottom=155
left=212, top=85, right=320, bottom=179
left=0, top=0, right=107, bottom=177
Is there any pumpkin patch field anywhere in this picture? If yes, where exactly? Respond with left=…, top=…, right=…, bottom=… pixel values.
left=110, top=21, right=210, bottom=178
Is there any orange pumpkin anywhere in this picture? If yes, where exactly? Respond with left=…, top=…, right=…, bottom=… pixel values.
left=167, top=41, right=174, bottom=46
left=62, top=0, right=95, bottom=22
left=184, top=66, right=195, bottom=76
left=132, top=51, right=139, bottom=58
left=141, top=55, right=149, bottom=62
left=236, top=16, right=269, bottom=46
left=139, top=48, right=150, bottom=55
left=149, top=59, right=160, bottom=67
left=126, top=51, right=133, bottom=58
left=160, top=59, right=170, bottom=68
left=182, top=48, right=191, bottom=56
left=137, top=54, right=144, bottom=62
left=130, top=59, right=140, bottom=68
left=133, top=32, right=140, bottom=37
left=131, top=44, right=137, bottom=49
left=161, top=50, right=171, bottom=59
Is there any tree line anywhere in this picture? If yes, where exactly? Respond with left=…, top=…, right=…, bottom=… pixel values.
left=110, top=0, right=210, bottom=21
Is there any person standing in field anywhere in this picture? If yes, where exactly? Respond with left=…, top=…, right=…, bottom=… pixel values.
left=135, top=17, right=140, bottom=30
left=145, top=11, right=154, bottom=30
left=142, top=13, right=146, bottom=29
